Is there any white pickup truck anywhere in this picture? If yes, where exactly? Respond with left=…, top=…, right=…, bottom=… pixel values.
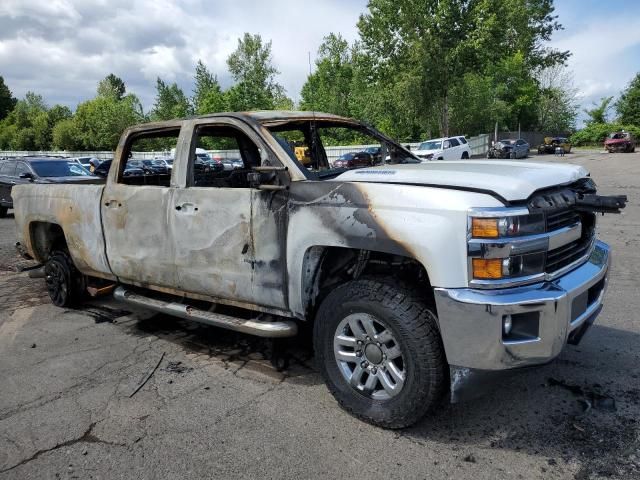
left=12, top=111, right=626, bottom=428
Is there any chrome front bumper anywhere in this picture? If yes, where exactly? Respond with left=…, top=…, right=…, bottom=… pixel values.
left=434, top=240, right=610, bottom=371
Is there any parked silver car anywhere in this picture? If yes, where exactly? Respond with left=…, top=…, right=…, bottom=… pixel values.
left=487, top=139, right=530, bottom=159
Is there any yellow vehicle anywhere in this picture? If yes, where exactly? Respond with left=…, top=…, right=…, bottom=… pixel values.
left=538, top=137, right=571, bottom=154
left=292, top=142, right=311, bottom=165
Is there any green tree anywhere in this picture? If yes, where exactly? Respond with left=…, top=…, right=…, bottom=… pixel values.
left=47, top=104, right=72, bottom=126
left=0, top=76, right=17, bottom=121
left=300, top=33, right=354, bottom=116
left=584, top=96, right=613, bottom=125
left=535, top=65, right=578, bottom=133
left=52, top=118, right=82, bottom=150
left=226, top=33, right=291, bottom=110
left=0, top=92, right=49, bottom=150
left=356, top=0, right=569, bottom=136
left=193, top=60, right=226, bottom=114
left=616, top=73, right=640, bottom=126
left=97, top=73, right=126, bottom=100
left=74, top=93, right=143, bottom=150
left=151, top=78, right=191, bottom=121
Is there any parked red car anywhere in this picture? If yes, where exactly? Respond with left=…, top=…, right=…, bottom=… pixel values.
left=604, top=132, right=636, bottom=153
left=333, top=151, right=373, bottom=169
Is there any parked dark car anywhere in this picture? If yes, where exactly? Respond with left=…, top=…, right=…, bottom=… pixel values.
left=362, top=146, right=383, bottom=164
left=0, top=157, right=101, bottom=217
left=487, top=139, right=530, bottom=159
left=128, top=159, right=171, bottom=175
left=604, top=132, right=636, bottom=153
left=93, top=159, right=145, bottom=178
left=333, top=152, right=373, bottom=169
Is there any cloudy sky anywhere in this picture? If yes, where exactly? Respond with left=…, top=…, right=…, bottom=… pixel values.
left=0, top=0, right=638, bottom=125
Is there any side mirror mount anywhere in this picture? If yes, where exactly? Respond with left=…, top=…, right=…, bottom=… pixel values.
left=248, top=165, right=288, bottom=191
left=443, top=141, right=450, bottom=149
left=19, top=172, right=34, bottom=181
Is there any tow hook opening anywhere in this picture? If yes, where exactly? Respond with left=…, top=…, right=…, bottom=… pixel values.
left=502, top=312, right=540, bottom=343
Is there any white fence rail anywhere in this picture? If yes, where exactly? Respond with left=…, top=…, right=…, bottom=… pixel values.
left=0, top=134, right=491, bottom=163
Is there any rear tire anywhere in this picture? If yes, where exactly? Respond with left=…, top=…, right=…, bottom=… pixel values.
left=44, top=251, right=85, bottom=307
left=313, top=278, right=447, bottom=429
left=461, top=152, right=469, bottom=159
left=0, top=206, right=7, bottom=218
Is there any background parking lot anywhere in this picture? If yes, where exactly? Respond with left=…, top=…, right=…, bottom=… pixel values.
left=1, top=151, right=639, bottom=480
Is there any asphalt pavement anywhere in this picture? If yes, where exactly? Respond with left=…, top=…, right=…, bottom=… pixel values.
left=1, top=150, right=639, bottom=479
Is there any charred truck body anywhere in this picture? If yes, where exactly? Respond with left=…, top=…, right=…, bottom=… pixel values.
left=12, top=111, right=626, bottom=428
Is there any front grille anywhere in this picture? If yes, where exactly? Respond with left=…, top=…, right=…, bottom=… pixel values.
left=546, top=209, right=581, bottom=231
left=546, top=237, right=592, bottom=272
left=545, top=210, right=595, bottom=274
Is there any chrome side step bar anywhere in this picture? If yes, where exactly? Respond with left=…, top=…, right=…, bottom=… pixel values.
left=113, top=287, right=298, bottom=338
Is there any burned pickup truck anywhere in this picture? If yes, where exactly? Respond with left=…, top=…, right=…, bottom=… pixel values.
left=12, top=111, right=626, bottom=428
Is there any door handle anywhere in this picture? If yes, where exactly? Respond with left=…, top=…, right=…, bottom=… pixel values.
left=104, top=200, right=121, bottom=208
left=175, top=203, right=198, bottom=213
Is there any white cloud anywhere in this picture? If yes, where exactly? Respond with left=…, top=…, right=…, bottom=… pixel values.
left=550, top=19, right=640, bottom=123
left=0, top=0, right=366, bottom=111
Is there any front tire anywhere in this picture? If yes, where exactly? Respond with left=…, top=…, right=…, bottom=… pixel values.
left=44, top=251, right=85, bottom=307
left=313, top=278, right=447, bottom=429
left=0, top=206, right=7, bottom=218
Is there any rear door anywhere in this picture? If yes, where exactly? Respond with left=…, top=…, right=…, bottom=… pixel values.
left=101, top=124, right=185, bottom=289
left=444, top=137, right=461, bottom=159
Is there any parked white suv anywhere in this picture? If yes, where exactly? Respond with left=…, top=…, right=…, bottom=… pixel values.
left=414, top=136, right=471, bottom=161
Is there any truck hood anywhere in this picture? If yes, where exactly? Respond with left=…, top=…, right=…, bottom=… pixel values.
left=334, top=160, right=589, bottom=202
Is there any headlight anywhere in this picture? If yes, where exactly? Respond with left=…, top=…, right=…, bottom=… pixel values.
left=471, top=253, right=545, bottom=280
left=469, top=211, right=547, bottom=282
left=470, top=213, right=545, bottom=238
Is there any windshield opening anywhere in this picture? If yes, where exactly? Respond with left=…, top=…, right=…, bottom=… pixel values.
left=266, top=120, right=419, bottom=180
left=419, top=141, right=442, bottom=150
left=30, top=160, right=92, bottom=177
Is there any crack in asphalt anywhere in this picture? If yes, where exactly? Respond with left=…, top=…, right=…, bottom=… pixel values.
left=0, top=421, right=127, bottom=474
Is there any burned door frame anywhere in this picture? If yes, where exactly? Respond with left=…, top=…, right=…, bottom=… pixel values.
left=169, top=117, right=291, bottom=312
left=101, top=123, right=187, bottom=289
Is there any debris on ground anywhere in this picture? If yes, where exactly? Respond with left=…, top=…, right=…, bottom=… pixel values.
left=129, top=352, right=165, bottom=398
left=547, top=378, right=617, bottom=413
left=164, top=361, right=193, bottom=374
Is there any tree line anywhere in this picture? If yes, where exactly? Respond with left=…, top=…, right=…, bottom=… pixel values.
left=0, top=0, right=638, bottom=151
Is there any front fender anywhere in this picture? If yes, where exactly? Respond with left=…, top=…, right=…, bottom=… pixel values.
left=286, top=181, right=502, bottom=318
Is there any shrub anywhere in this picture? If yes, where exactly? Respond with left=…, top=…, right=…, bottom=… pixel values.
left=571, top=122, right=640, bottom=146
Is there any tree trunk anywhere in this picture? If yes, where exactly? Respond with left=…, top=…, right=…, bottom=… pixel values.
left=442, top=89, right=449, bottom=137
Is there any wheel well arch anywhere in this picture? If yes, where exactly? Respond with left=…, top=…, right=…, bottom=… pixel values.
left=29, top=221, right=68, bottom=262
left=300, top=246, right=433, bottom=320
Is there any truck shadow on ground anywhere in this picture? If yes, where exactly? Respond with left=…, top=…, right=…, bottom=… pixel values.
left=87, top=302, right=640, bottom=478
left=122, top=310, right=320, bottom=386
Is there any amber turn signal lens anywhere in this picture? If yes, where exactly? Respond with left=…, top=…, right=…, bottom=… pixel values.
left=471, top=218, right=499, bottom=238
left=472, top=258, right=503, bottom=279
